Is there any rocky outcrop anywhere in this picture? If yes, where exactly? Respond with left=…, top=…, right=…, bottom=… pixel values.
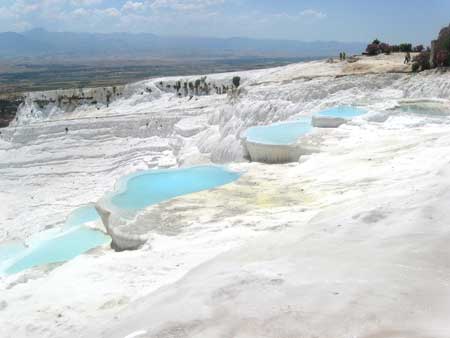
left=155, top=76, right=236, bottom=98
left=2, top=85, right=128, bottom=127
left=95, top=205, right=148, bottom=252
left=431, top=24, right=450, bottom=67
left=10, top=74, right=241, bottom=126
left=312, top=115, right=348, bottom=128
left=25, top=85, right=126, bottom=113
left=430, top=40, right=437, bottom=68
left=243, top=134, right=319, bottom=164
left=0, top=95, right=24, bottom=128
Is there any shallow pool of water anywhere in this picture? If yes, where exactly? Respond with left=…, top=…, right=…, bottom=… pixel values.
left=3, top=226, right=110, bottom=275
left=63, top=205, right=101, bottom=228
left=1, top=166, right=240, bottom=275
left=245, top=120, right=312, bottom=145
left=0, top=241, right=27, bottom=262
left=109, top=165, right=241, bottom=211
left=390, top=101, right=450, bottom=117
left=318, top=106, right=366, bottom=118
left=0, top=205, right=109, bottom=275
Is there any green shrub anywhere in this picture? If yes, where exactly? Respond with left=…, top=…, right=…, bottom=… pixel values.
left=379, top=43, right=391, bottom=54
left=399, top=43, right=412, bottom=52
left=412, top=51, right=431, bottom=72
left=232, top=76, right=241, bottom=88
left=366, top=43, right=380, bottom=56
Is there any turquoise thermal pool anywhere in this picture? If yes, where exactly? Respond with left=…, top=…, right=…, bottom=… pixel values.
left=390, top=101, right=450, bottom=117
left=1, top=166, right=240, bottom=275
left=0, top=205, right=109, bottom=275
left=109, top=165, right=241, bottom=211
left=3, top=226, right=109, bottom=275
left=64, top=205, right=102, bottom=228
left=0, top=242, right=27, bottom=262
left=317, top=106, right=366, bottom=118
left=244, top=119, right=312, bottom=145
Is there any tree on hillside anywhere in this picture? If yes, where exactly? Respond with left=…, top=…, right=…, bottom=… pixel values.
left=232, top=76, right=241, bottom=88
left=412, top=51, right=431, bottom=72
left=379, top=43, right=392, bottom=54
left=431, top=24, right=450, bottom=67
left=366, top=43, right=380, bottom=56
left=399, top=43, right=412, bottom=52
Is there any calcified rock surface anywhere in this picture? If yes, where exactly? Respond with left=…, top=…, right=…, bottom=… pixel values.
left=95, top=204, right=147, bottom=252
left=1, top=55, right=450, bottom=338
left=243, top=137, right=319, bottom=163
left=312, top=115, right=348, bottom=128
left=0, top=95, right=24, bottom=127
left=244, top=141, right=303, bottom=163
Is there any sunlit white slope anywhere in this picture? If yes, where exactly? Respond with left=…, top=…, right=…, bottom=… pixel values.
left=98, top=120, right=450, bottom=338
left=1, top=55, right=450, bottom=338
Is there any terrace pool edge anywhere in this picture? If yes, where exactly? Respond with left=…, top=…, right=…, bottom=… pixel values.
left=96, top=165, right=241, bottom=251
left=312, top=106, right=367, bottom=128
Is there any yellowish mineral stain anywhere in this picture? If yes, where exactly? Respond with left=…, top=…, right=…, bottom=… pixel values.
left=117, top=164, right=323, bottom=236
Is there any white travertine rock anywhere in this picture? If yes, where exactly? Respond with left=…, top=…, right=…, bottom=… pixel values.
left=95, top=205, right=147, bottom=251
left=2, top=55, right=450, bottom=338
left=312, top=115, right=348, bottom=128
left=174, top=117, right=207, bottom=137
left=244, top=140, right=314, bottom=163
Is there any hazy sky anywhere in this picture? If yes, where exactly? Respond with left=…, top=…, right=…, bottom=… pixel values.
left=1, top=0, right=449, bottom=43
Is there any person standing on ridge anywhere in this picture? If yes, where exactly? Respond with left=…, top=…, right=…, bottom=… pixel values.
left=404, top=51, right=411, bottom=64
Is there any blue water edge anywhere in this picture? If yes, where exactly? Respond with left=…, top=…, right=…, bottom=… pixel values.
left=110, top=165, right=241, bottom=211
left=317, top=106, right=366, bottom=118
left=64, top=205, right=102, bottom=228
left=1, top=166, right=240, bottom=275
left=0, top=205, right=109, bottom=275
left=245, top=119, right=313, bottom=145
left=3, top=226, right=110, bottom=275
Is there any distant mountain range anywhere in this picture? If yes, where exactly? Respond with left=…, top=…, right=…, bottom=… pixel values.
left=0, top=28, right=365, bottom=58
